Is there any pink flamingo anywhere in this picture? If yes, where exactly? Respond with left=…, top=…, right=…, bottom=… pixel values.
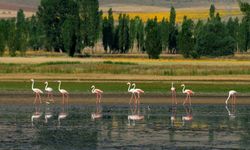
left=225, top=90, right=237, bottom=105
left=132, top=83, right=144, bottom=106
left=171, top=82, right=177, bottom=105
left=31, top=79, right=43, bottom=104
left=57, top=81, right=69, bottom=105
left=91, top=85, right=103, bottom=105
left=45, top=81, right=54, bottom=102
left=127, top=82, right=137, bottom=105
left=181, top=84, right=194, bottom=106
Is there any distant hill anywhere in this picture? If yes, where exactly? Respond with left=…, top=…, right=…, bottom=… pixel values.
left=0, top=0, right=40, bottom=11
left=0, top=0, right=243, bottom=11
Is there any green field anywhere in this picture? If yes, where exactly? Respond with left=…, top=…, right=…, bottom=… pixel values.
left=0, top=55, right=249, bottom=95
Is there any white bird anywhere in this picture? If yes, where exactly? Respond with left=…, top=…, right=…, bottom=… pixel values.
left=225, top=90, right=237, bottom=105
left=45, top=81, right=53, bottom=102
left=31, top=79, right=43, bottom=104
left=127, top=82, right=137, bottom=105
left=91, top=85, right=103, bottom=105
left=57, top=81, right=69, bottom=105
left=132, top=83, right=144, bottom=106
left=181, top=84, right=194, bottom=106
left=171, top=82, right=177, bottom=105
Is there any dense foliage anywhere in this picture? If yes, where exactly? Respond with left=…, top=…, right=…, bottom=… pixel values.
left=0, top=0, right=248, bottom=59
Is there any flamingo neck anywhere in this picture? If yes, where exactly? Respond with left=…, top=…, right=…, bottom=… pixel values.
left=91, top=86, right=95, bottom=93
left=132, top=84, right=136, bottom=90
left=45, top=82, right=48, bottom=90
left=58, top=82, right=61, bottom=91
left=31, top=80, right=34, bottom=90
left=182, top=85, right=185, bottom=93
left=127, top=83, right=131, bottom=92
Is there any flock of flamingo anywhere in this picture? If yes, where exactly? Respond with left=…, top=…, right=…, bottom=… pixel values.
left=30, top=79, right=237, bottom=125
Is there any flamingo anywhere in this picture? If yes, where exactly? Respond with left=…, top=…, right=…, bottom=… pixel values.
left=132, top=83, right=144, bottom=107
left=45, top=81, right=54, bottom=102
left=57, top=81, right=69, bottom=105
left=91, top=85, right=103, bottom=105
left=31, top=79, right=43, bottom=104
left=127, top=82, right=137, bottom=105
left=225, top=90, right=237, bottom=105
left=181, top=84, right=194, bottom=106
left=31, top=105, right=42, bottom=126
left=171, top=82, right=177, bottom=105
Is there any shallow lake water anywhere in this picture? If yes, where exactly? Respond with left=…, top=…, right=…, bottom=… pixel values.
left=1, top=102, right=250, bottom=149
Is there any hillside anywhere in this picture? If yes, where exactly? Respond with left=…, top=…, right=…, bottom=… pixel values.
left=0, top=0, right=241, bottom=12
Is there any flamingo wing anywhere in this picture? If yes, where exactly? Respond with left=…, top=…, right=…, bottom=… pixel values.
left=134, top=89, right=144, bottom=93
left=185, top=89, right=194, bottom=95
left=60, top=89, right=68, bottom=94
left=46, top=87, right=53, bottom=92
left=95, top=89, right=103, bottom=93
left=33, top=88, right=43, bottom=94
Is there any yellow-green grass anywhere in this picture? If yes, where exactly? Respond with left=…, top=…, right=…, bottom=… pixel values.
left=1, top=57, right=250, bottom=76
left=103, top=8, right=242, bottom=23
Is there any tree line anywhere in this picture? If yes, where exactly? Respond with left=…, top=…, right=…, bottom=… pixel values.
left=0, top=0, right=249, bottom=59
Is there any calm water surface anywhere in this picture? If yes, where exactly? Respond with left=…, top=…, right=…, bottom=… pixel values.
left=1, top=101, right=250, bottom=149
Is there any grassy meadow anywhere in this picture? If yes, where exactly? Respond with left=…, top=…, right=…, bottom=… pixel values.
left=0, top=54, right=250, bottom=95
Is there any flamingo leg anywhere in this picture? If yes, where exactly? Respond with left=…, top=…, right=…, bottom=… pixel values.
left=62, top=94, right=65, bottom=105
left=38, top=93, right=42, bottom=104
left=129, top=93, right=134, bottom=104
left=33, top=93, right=37, bottom=104
left=66, top=94, right=69, bottom=105
left=183, top=94, right=188, bottom=105
left=99, top=93, right=101, bottom=104
left=189, top=95, right=192, bottom=106
left=174, top=91, right=177, bottom=105
left=96, top=94, right=98, bottom=105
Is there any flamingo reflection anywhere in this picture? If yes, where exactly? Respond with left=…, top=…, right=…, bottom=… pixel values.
left=31, top=105, right=42, bottom=126
left=128, top=103, right=144, bottom=126
left=225, top=104, right=236, bottom=119
left=45, top=102, right=53, bottom=123
left=58, top=103, right=68, bottom=127
left=91, top=102, right=102, bottom=120
left=182, top=104, right=193, bottom=126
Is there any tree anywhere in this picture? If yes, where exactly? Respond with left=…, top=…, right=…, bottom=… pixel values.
left=145, top=17, right=162, bottom=59
left=102, top=16, right=109, bottom=52
left=195, top=13, right=235, bottom=57
left=7, top=19, right=16, bottom=56
left=135, top=16, right=144, bottom=52
left=117, top=14, right=130, bottom=53
left=27, top=15, right=44, bottom=50
left=226, top=17, right=239, bottom=51
left=160, top=18, right=169, bottom=51
left=178, top=16, right=194, bottom=58
left=168, top=6, right=178, bottom=54
left=15, top=9, right=27, bottom=55
left=209, top=4, right=216, bottom=19
left=238, top=1, right=250, bottom=51
left=78, top=0, right=101, bottom=49
left=0, top=20, right=5, bottom=56
left=129, top=18, right=136, bottom=51
left=107, top=8, right=114, bottom=52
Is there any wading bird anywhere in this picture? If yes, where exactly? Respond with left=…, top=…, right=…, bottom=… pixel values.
left=57, top=81, right=69, bottom=105
left=171, top=82, right=177, bottom=105
left=225, top=90, right=237, bottom=105
left=45, top=81, right=53, bottom=102
left=132, top=83, right=144, bottom=106
left=127, top=82, right=137, bottom=105
left=181, top=84, right=194, bottom=106
left=91, top=85, right=103, bottom=105
left=31, top=79, right=43, bottom=104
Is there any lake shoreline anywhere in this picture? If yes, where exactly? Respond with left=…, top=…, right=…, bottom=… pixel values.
left=1, top=93, right=250, bottom=105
